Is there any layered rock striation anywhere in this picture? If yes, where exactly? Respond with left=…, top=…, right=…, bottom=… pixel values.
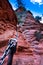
left=0, top=3, right=43, bottom=65
left=15, top=7, right=43, bottom=65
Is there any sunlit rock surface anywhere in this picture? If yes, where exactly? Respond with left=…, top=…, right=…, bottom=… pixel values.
left=0, top=3, right=43, bottom=65
left=0, top=0, right=17, bottom=48
left=15, top=7, right=43, bottom=65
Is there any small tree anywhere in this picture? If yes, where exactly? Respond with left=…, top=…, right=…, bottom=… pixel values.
left=17, top=0, right=26, bottom=10
left=35, top=16, right=42, bottom=23
left=35, top=16, right=41, bottom=20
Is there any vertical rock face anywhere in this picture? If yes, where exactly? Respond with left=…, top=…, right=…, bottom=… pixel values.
left=15, top=8, right=43, bottom=65
left=0, top=4, right=43, bottom=65
left=0, top=0, right=17, bottom=48
left=0, top=0, right=17, bottom=25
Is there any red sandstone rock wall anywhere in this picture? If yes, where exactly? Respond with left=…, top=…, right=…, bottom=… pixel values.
left=16, top=11, right=43, bottom=65
left=0, top=0, right=17, bottom=48
left=0, top=2, right=43, bottom=65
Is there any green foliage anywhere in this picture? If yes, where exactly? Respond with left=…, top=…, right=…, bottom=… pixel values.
left=16, top=11, right=26, bottom=24
left=35, top=16, right=42, bottom=21
left=18, top=17, right=23, bottom=24
left=35, top=16, right=42, bottom=23
left=17, top=0, right=26, bottom=10
left=34, top=31, right=42, bottom=41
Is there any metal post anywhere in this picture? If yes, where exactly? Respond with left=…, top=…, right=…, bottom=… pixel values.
left=7, top=45, right=16, bottom=65
left=0, top=38, right=17, bottom=65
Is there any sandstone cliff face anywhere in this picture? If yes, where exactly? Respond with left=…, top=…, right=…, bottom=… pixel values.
left=1, top=9, right=43, bottom=65
left=0, top=0, right=17, bottom=48
left=0, top=4, right=43, bottom=65
left=15, top=8, right=43, bottom=65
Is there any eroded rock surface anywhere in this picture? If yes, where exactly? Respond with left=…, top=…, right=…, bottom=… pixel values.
left=0, top=0, right=17, bottom=48
left=15, top=8, right=43, bottom=65
left=0, top=4, right=43, bottom=65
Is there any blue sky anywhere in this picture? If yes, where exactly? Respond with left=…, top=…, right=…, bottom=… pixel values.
left=9, top=0, right=43, bottom=17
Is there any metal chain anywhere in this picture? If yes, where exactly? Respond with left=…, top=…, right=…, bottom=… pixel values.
left=0, top=38, right=17, bottom=65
